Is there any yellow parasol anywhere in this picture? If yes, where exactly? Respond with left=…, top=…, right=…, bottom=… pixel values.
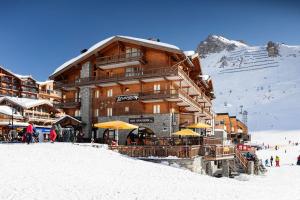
left=186, top=123, right=212, bottom=129
left=172, top=129, right=200, bottom=137
left=94, top=121, right=138, bottom=144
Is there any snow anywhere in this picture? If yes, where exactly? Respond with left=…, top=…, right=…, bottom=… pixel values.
left=1, top=131, right=300, bottom=200
left=184, top=50, right=195, bottom=56
left=210, top=35, right=248, bottom=47
left=0, top=96, right=53, bottom=109
left=201, top=39, right=300, bottom=131
left=51, top=35, right=181, bottom=76
left=37, top=80, right=53, bottom=85
left=0, top=105, right=23, bottom=118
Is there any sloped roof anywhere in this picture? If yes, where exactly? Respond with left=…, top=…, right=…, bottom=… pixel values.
left=50, top=35, right=183, bottom=78
left=54, top=115, right=81, bottom=124
left=0, top=65, right=37, bottom=82
left=0, top=105, right=23, bottom=118
left=0, top=96, right=53, bottom=109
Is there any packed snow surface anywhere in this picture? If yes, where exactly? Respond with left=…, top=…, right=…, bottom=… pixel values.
left=1, top=130, right=300, bottom=200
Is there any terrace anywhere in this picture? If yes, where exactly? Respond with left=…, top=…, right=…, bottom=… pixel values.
left=110, top=136, right=235, bottom=160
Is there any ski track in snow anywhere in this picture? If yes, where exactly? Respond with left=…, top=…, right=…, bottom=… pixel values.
left=201, top=44, right=300, bottom=131
left=0, top=130, right=300, bottom=200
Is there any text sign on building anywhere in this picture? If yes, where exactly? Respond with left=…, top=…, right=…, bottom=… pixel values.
left=116, top=95, right=139, bottom=102
left=129, top=117, right=154, bottom=123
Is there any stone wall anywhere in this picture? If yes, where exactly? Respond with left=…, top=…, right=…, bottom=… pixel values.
left=98, top=113, right=179, bottom=144
left=80, top=62, right=92, bottom=138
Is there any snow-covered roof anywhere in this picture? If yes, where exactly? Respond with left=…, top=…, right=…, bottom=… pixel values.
left=184, top=51, right=195, bottom=57
left=0, top=65, right=38, bottom=82
left=0, top=105, right=23, bottom=118
left=37, top=80, right=54, bottom=85
left=15, top=74, right=37, bottom=82
left=0, top=96, right=53, bottom=109
left=54, top=115, right=81, bottom=124
left=0, top=121, right=29, bottom=126
left=50, top=35, right=183, bottom=78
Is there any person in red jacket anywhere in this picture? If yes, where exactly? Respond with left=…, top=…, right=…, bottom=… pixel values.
left=49, top=126, right=57, bottom=143
left=26, top=123, right=34, bottom=144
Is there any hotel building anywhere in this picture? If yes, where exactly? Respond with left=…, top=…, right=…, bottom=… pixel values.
left=50, top=36, right=214, bottom=143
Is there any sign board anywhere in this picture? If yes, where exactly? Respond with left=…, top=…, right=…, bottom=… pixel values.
left=129, top=117, right=154, bottom=123
left=116, top=95, right=139, bottom=102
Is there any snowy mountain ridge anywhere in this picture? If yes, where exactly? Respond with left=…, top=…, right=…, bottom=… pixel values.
left=197, top=35, right=300, bottom=131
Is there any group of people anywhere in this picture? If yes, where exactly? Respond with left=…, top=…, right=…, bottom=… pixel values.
left=23, top=123, right=57, bottom=144
left=265, top=155, right=280, bottom=167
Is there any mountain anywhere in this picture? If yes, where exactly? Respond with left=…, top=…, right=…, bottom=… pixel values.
left=197, top=35, right=300, bottom=131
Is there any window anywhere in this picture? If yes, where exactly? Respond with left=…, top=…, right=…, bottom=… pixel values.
left=95, top=90, right=99, bottom=98
left=95, top=109, right=99, bottom=117
left=75, top=109, right=81, bottom=117
left=125, top=47, right=139, bottom=58
left=153, top=104, right=160, bottom=114
left=154, top=84, right=160, bottom=93
left=220, top=120, right=224, bottom=125
left=125, top=106, right=129, bottom=112
left=75, top=92, right=78, bottom=102
left=107, top=108, right=112, bottom=117
left=125, top=67, right=142, bottom=77
left=107, top=89, right=113, bottom=97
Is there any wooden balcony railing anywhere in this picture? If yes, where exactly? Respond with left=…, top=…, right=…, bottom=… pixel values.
left=96, top=51, right=144, bottom=66
left=201, top=137, right=223, bottom=145
left=55, top=67, right=178, bottom=89
left=54, top=98, right=81, bottom=108
left=204, top=145, right=235, bottom=160
left=177, top=67, right=211, bottom=105
left=110, top=145, right=201, bottom=158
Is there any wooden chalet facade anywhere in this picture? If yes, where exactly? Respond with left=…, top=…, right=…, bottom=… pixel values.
left=0, top=66, right=39, bottom=99
left=38, top=80, right=61, bottom=103
left=50, top=36, right=214, bottom=143
left=215, top=113, right=249, bottom=143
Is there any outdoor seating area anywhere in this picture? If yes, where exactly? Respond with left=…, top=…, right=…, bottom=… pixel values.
left=97, top=120, right=235, bottom=160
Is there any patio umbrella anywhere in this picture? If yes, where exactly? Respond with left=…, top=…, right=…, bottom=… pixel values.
left=172, top=129, right=200, bottom=137
left=94, top=121, right=138, bottom=144
left=172, top=129, right=200, bottom=157
left=186, top=123, right=211, bottom=129
left=187, top=123, right=211, bottom=136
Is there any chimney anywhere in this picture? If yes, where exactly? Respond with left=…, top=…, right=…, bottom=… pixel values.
left=80, top=49, right=88, bottom=54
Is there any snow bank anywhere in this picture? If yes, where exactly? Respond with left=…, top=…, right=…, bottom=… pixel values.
left=1, top=139, right=300, bottom=200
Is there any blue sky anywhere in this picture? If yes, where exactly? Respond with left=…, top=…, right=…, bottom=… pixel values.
left=0, top=0, right=299, bottom=81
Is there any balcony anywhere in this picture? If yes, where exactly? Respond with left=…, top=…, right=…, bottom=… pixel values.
left=96, top=51, right=145, bottom=69
left=94, top=89, right=212, bottom=118
left=54, top=98, right=81, bottom=108
left=203, top=145, right=235, bottom=160
left=39, top=90, right=61, bottom=98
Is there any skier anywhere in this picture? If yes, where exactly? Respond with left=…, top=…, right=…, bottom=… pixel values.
left=265, top=159, right=269, bottom=167
left=275, top=156, right=280, bottom=167
left=297, top=155, right=300, bottom=166
left=49, top=126, right=57, bottom=143
left=26, top=123, right=34, bottom=144
left=270, top=156, right=274, bottom=166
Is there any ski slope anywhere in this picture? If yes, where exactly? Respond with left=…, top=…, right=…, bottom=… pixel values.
left=0, top=132, right=300, bottom=200
left=200, top=37, right=300, bottom=131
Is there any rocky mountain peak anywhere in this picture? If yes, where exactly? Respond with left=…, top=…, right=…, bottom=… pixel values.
left=196, top=35, right=248, bottom=58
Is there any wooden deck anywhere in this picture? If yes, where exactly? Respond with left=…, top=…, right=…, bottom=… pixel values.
left=110, top=144, right=235, bottom=160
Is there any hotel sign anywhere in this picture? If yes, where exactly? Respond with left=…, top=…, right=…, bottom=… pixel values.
left=116, top=95, right=139, bottom=102
left=129, top=117, right=154, bottom=123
